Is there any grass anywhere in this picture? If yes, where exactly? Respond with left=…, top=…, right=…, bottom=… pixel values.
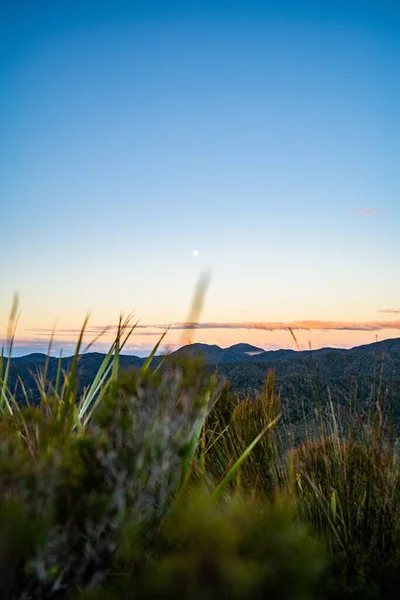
left=1, top=303, right=400, bottom=599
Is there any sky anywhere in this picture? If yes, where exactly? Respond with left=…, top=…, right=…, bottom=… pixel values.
left=1, top=0, right=399, bottom=356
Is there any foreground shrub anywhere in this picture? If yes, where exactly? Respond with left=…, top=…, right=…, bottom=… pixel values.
left=292, top=432, right=400, bottom=598
left=81, top=490, right=324, bottom=600
left=0, top=357, right=219, bottom=598
left=205, top=370, right=283, bottom=496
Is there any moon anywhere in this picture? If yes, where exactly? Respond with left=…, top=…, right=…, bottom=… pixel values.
left=192, top=250, right=199, bottom=257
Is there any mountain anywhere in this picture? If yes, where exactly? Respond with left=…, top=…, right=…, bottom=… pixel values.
left=171, top=343, right=224, bottom=363
left=8, top=337, right=400, bottom=368
left=4, top=338, right=400, bottom=437
left=170, top=342, right=299, bottom=363
left=11, top=353, right=52, bottom=365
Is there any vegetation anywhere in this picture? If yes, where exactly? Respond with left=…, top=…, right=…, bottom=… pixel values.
left=1, top=305, right=400, bottom=599
left=8, top=340, right=400, bottom=447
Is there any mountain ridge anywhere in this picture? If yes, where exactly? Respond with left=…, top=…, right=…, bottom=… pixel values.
left=5, top=337, right=400, bottom=437
left=6, top=336, right=400, bottom=366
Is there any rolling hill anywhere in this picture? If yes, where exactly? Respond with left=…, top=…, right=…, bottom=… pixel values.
left=3, top=338, right=400, bottom=441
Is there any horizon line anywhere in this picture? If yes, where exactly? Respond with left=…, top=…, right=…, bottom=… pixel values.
left=3, top=333, right=399, bottom=359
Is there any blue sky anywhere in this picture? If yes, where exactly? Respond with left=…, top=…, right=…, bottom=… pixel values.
left=1, top=1, right=399, bottom=355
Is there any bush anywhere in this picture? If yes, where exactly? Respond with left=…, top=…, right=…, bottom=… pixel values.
left=80, top=490, right=324, bottom=600
left=205, top=370, right=283, bottom=496
left=0, top=357, right=219, bottom=598
left=292, top=432, right=400, bottom=598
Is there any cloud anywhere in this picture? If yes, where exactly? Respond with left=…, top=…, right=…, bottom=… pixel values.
left=0, top=336, right=77, bottom=349
left=163, top=320, right=400, bottom=332
left=22, top=325, right=155, bottom=337
left=19, top=320, right=400, bottom=344
left=350, top=208, right=381, bottom=216
left=132, top=331, right=163, bottom=336
left=377, top=309, right=400, bottom=314
left=22, top=324, right=158, bottom=338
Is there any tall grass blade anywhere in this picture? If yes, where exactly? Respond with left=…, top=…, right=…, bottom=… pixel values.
left=54, top=350, right=63, bottom=397
left=1, top=294, right=21, bottom=414
left=142, top=329, right=168, bottom=373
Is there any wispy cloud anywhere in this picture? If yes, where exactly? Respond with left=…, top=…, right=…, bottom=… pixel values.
left=21, top=320, right=400, bottom=337
left=163, top=320, right=400, bottom=332
left=0, top=336, right=77, bottom=349
left=23, top=325, right=158, bottom=338
left=378, top=309, right=400, bottom=314
left=350, top=208, right=381, bottom=216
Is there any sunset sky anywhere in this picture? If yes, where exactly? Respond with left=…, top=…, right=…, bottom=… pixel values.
left=1, top=0, right=399, bottom=356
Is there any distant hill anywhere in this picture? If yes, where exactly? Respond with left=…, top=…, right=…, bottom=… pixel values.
left=8, top=337, right=400, bottom=366
left=11, top=353, right=51, bottom=365
left=171, top=343, right=224, bottom=363
left=6, top=337, right=400, bottom=379
left=4, top=338, right=400, bottom=441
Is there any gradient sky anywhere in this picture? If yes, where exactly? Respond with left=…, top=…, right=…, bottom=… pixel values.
left=1, top=0, right=400, bottom=356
